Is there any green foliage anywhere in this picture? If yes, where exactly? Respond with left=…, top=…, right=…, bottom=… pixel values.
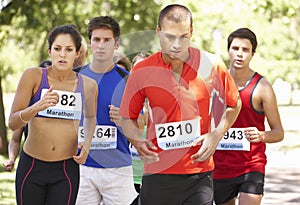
left=0, top=0, right=161, bottom=61
left=0, top=0, right=300, bottom=91
left=253, top=59, right=300, bottom=86
left=181, top=0, right=300, bottom=85
left=104, top=0, right=161, bottom=57
left=0, top=0, right=161, bottom=91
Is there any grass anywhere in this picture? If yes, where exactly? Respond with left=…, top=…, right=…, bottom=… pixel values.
left=0, top=155, right=17, bottom=205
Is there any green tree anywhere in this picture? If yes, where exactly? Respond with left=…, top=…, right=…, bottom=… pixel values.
left=183, top=0, right=300, bottom=85
left=0, top=0, right=161, bottom=155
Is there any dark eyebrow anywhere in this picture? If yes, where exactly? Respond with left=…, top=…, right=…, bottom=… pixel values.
left=53, top=45, right=75, bottom=48
left=162, top=31, right=189, bottom=38
left=92, top=36, right=113, bottom=40
left=231, top=46, right=251, bottom=52
left=164, top=32, right=175, bottom=37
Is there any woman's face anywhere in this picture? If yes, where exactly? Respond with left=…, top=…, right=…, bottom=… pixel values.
left=48, top=34, right=79, bottom=71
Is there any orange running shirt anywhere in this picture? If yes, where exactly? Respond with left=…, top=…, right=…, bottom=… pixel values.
left=120, top=47, right=239, bottom=174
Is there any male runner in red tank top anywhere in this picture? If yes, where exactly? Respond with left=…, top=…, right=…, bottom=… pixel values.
left=213, top=28, right=284, bottom=205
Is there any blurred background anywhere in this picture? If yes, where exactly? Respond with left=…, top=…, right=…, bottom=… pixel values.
left=0, top=0, right=299, bottom=204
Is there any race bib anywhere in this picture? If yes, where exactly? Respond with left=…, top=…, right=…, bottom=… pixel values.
left=39, top=89, right=82, bottom=120
left=155, top=118, right=200, bottom=150
left=78, top=125, right=117, bottom=150
left=217, top=128, right=250, bottom=151
left=129, top=143, right=141, bottom=160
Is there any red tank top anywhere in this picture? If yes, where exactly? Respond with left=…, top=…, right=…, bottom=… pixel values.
left=213, top=72, right=266, bottom=179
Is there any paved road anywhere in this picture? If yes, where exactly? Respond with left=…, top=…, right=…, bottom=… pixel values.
left=261, top=131, right=300, bottom=205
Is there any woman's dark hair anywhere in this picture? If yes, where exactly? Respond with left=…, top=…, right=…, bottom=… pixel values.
left=39, top=60, right=52, bottom=67
left=48, top=24, right=82, bottom=52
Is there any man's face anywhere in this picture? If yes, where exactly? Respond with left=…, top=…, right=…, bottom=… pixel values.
left=157, top=18, right=192, bottom=61
left=228, top=37, right=254, bottom=69
left=90, top=28, right=117, bottom=62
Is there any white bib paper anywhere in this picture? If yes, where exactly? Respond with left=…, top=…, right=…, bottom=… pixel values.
left=217, top=128, right=250, bottom=151
left=155, top=118, right=201, bottom=150
left=39, top=89, right=82, bottom=120
left=78, top=125, right=117, bottom=150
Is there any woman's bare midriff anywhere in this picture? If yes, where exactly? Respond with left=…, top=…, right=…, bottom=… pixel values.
left=23, top=117, right=80, bottom=162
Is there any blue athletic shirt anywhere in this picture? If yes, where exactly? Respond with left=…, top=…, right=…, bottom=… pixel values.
left=29, top=68, right=84, bottom=120
left=78, top=64, right=132, bottom=168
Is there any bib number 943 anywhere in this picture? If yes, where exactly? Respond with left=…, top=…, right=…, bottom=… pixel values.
left=217, top=128, right=250, bottom=151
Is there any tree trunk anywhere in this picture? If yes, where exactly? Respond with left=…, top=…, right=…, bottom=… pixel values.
left=0, top=76, right=8, bottom=156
